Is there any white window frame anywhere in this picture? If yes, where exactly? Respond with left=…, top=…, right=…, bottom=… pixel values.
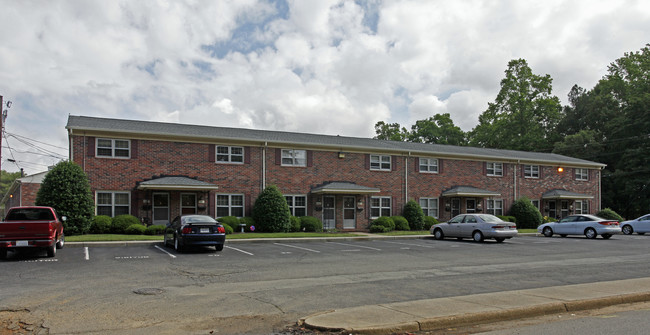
left=575, top=168, right=589, bottom=181
left=216, top=194, right=245, bottom=218
left=216, top=145, right=244, bottom=164
left=419, top=158, right=439, bottom=173
left=96, top=138, right=130, bottom=158
left=96, top=191, right=130, bottom=217
left=486, top=162, right=503, bottom=177
left=370, top=196, right=391, bottom=218
left=487, top=199, right=503, bottom=216
left=285, top=195, right=307, bottom=217
left=531, top=199, right=540, bottom=210
left=574, top=200, right=589, bottom=214
left=419, top=197, right=439, bottom=218
left=370, top=155, right=391, bottom=171
left=524, top=165, right=540, bottom=178
left=281, top=149, right=307, bottom=167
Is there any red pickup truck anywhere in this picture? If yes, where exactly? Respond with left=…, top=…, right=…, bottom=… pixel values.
left=0, top=206, right=65, bottom=259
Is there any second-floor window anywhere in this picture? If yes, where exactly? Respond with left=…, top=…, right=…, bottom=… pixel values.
left=575, top=168, right=589, bottom=181
left=97, top=139, right=130, bottom=158
left=487, top=162, right=503, bottom=176
left=216, top=146, right=244, bottom=163
left=419, top=158, right=439, bottom=173
left=282, top=149, right=307, bottom=166
left=524, top=165, right=540, bottom=178
left=370, top=155, right=391, bottom=171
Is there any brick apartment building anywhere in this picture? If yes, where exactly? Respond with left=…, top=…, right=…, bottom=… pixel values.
left=66, top=115, right=605, bottom=230
left=0, top=171, right=48, bottom=217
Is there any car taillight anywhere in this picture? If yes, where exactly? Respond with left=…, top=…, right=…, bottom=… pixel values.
left=217, top=226, right=225, bottom=234
left=182, top=227, right=193, bottom=234
left=492, top=225, right=505, bottom=229
left=599, top=221, right=619, bottom=226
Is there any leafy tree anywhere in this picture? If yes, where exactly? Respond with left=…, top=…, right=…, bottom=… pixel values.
left=373, top=121, right=408, bottom=141
left=0, top=170, right=21, bottom=197
left=35, top=161, right=94, bottom=235
left=509, top=197, right=542, bottom=229
left=468, top=59, right=562, bottom=152
left=552, top=129, right=603, bottom=160
left=408, top=113, right=467, bottom=145
left=252, top=185, right=291, bottom=232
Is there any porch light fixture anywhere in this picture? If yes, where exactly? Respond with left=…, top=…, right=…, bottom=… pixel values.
left=557, top=167, right=564, bottom=173
left=338, top=152, right=345, bottom=159
left=142, top=199, right=151, bottom=205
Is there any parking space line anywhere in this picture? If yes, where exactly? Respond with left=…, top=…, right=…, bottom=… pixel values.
left=154, top=245, right=177, bottom=258
left=225, top=246, right=254, bottom=255
left=327, top=242, right=381, bottom=251
left=384, top=241, right=438, bottom=248
left=84, top=247, right=89, bottom=260
left=274, top=243, right=321, bottom=253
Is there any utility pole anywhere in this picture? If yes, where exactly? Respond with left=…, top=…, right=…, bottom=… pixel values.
left=1, top=95, right=11, bottom=174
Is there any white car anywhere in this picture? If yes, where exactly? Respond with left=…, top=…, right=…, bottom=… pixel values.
left=537, top=214, right=621, bottom=239
left=620, top=214, right=650, bottom=235
left=430, top=214, right=517, bottom=243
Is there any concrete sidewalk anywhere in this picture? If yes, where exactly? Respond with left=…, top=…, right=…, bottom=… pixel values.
left=301, top=277, right=650, bottom=334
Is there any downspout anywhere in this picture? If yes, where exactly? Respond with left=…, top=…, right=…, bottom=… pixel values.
left=262, top=142, right=267, bottom=190
left=599, top=167, right=603, bottom=212
left=514, top=160, right=519, bottom=202
left=405, top=153, right=410, bottom=203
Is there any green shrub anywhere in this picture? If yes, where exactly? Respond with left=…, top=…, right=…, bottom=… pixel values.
left=252, top=185, right=291, bottom=232
left=497, top=215, right=517, bottom=223
left=90, top=215, right=112, bottom=234
left=369, top=216, right=395, bottom=233
left=218, top=216, right=240, bottom=231
left=391, top=216, right=410, bottom=231
left=423, top=216, right=439, bottom=228
left=596, top=208, right=624, bottom=221
left=403, top=200, right=425, bottom=230
left=112, top=214, right=141, bottom=234
left=144, top=225, right=166, bottom=235
left=290, top=216, right=301, bottom=232
left=300, top=216, right=323, bottom=232
left=223, top=224, right=234, bottom=235
left=239, top=217, right=256, bottom=232
left=509, top=197, right=543, bottom=229
left=125, top=224, right=146, bottom=235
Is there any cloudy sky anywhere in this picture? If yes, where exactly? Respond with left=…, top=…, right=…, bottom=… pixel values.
left=0, top=0, right=648, bottom=174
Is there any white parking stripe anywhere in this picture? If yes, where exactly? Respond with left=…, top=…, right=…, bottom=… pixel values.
left=384, top=241, right=438, bottom=248
left=225, top=246, right=254, bottom=255
left=84, top=247, right=89, bottom=260
left=327, top=242, right=382, bottom=251
left=154, top=245, right=177, bottom=258
left=274, top=243, right=321, bottom=253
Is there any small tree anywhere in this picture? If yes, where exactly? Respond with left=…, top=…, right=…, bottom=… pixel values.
left=252, top=185, right=291, bottom=232
left=35, top=161, right=94, bottom=235
left=509, top=197, right=543, bottom=229
left=596, top=208, right=624, bottom=222
left=403, top=200, right=425, bottom=230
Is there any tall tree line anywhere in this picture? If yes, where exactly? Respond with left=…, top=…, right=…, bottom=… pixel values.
left=374, top=44, right=650, bottom=218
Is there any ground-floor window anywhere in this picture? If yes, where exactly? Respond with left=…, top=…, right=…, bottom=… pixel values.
left=370, top=197, right=391, bottom=218
left=96, top=191, right=130, bottom=217
left=285, top=195, right=307, bottom=217
left=487, top=199, right=503, bottom=216
left=216, top=194, right=244, bottom=218
left=574, top=200, right=589, bottom=214
left=419, top=197, right=439, bottom=218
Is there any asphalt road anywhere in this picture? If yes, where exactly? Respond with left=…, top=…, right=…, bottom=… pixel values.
left=2, top=234, right=650, bottom=334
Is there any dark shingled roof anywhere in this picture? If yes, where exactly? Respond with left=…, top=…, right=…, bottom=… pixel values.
left=67, top=115, right=605, bottom=168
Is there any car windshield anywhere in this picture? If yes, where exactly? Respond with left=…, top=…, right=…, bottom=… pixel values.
left=183, top=215, right=217, bottom=224
left=476, top=214, right=501, bottom=223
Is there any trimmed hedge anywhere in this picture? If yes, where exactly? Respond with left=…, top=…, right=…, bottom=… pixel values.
left=403, top=200, right=425, bottom=230
left=391, top=216, right=410, bottom=231
left=423, top=216, right=439, bottom=228
left=497, top=215, right=517, bottom=223
left=300, top=216, right=323, bottom=232
left=125, top=224, right=146, bottom=235
left=144, top=225, right=166, bottom=235
left=369, top=216, right=395, bottom=233
left=290, top=216, right=301, bottom=232
left=223, top=224, right=234, bottom=235
left=218, top=216, right=240, bottom=231
left=112, top=215, right=141, bottom=234
left=509, top=197, right=543, bottom=229
left=90, top=215, right=112, bottom=234
left=596, top=208, right=624, bottom=221
left=239, top=217, right=256, bottom=232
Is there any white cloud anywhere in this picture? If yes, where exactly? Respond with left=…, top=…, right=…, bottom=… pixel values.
left=0, top=0, right=649, bottom=174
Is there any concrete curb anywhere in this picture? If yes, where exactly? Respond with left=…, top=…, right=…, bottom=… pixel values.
left=300, top=277, right=650, bottom=334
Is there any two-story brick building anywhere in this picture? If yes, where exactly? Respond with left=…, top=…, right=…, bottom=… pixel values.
left=66, top=115, right=605, bottom=230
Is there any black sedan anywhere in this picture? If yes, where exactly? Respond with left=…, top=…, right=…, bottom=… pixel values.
left=164, top=215, right=226, bottom=252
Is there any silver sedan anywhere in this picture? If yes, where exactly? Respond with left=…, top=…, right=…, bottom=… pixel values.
left=430, top=214, right=518, bottom=243
left=620, top=214, right=650, bottom=235
left=537, top=214, right=621, bottom=239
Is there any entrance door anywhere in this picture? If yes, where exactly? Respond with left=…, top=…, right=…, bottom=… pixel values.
left=181, top=193, right=197, bottom=215
left=548, top=201, right=557, bottom=219
left=466, top=198, right=476, bottom=213
left=323, top=196, right=335, bottom=230
left=451, top=198, right=461, bottom=217
left=153, top=193, right=170, bottom=225
left=560, top=200, right=570, bottom=218
left=343, top=196, right=356, bottom=229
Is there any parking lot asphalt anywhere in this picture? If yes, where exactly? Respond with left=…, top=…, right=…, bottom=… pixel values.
left=63, top=234, right=650, bottom=334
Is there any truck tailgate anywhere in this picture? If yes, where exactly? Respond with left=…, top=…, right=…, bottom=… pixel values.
left=0, top=221, right=54, bottom=240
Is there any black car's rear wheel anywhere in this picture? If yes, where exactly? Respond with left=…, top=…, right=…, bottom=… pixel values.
left=174, top=236, right=184, bottom=252
left=215, top=244, right=224, bottom=252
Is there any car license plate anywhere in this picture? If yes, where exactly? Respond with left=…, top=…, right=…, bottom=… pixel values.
left=200, top=228, right=210, bottom=233
left=16, top=240, right=29, bottom=246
